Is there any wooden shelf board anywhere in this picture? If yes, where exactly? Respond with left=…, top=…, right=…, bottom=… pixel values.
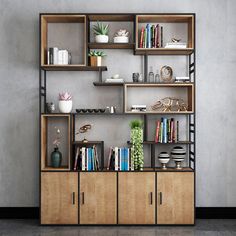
left=41, top=65, right=107, bottom=71
left=42, top=166, right=70, bottom=171
left=72, top=141, right=104, bottom=145
left=125, top=82, right=193, bottom=87
left=125, top=111, right=194, bottom=115
left=88, top=14, right=134, bottom=22
left=127, top=141, right=194, bottom=145
left=93, top=82, right=124, bottom=86
left=135, top=48, right=194, bottom=55
left=88, top=43, right=135, bottom=49
left=41, top=14, right=86, bottom=23
left=155, top=167, right=194, bottom=172
left=137, top=14, right=194, bottom=23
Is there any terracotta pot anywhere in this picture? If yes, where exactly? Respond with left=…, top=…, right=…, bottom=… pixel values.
left=90, top=56, right=97, bottom=66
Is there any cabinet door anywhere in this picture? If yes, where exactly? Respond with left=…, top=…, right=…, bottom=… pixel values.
left=157, top=172, right=194, bottom=224
left=80, top=172, right=117, bottom=224
left=118, top=172, right=155, bottom=224
left=41, top=172, right=78, bottom=224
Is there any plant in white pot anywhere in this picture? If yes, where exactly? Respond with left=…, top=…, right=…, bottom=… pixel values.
left=93, top=21, right=109, bottom=43
left=113, top=29, right=129, bottom=43
left=58, top=92, right=72, bottom=113
left=88, top=50, right=106, bottom=67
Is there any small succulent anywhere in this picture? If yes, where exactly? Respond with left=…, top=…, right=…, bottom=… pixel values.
left=93, top=21, right=109, bottom=36
left=59, top=92, right=72, bottom=101
left=115, top=29, right=129, bottom=37
left=88, top=50, right=106, bottom=57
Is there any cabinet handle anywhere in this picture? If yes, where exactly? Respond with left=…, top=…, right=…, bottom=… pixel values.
left=160, top=192, right=162, bottom=205
left=72, top=192, right=75, bottom=205
left=149, top=192, right=153, bottom=205
left=81, top=192, right=85, bottom=205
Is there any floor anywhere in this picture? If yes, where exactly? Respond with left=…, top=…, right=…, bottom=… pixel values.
left=0, top=220, right=235, bottom=236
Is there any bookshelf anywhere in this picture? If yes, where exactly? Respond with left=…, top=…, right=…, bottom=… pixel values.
left=39, top=13, right=196, bottom=226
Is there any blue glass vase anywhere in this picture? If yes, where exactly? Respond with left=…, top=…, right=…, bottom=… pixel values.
left=51, top=147, right=62, bottom=168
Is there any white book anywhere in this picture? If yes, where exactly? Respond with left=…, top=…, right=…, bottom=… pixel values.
left=82, top=147, right=86, bottom=171
left=62, top=50, right=69, bottom=65
left=115, top=147, right=119, bottom=171
left=53, top=47, right=58, bottom=64
left=58, top=50, right=63, bottom=65
left=86, top=148, right=89, bottom=171
left=47, top=50, right=50, bottom=65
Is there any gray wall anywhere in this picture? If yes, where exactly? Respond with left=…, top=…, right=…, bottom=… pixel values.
left=0, top=0, right=235, bottom=207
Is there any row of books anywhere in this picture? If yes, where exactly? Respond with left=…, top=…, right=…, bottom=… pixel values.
left=155, top=118, right=179, bottom=143
left=47, top=47, right=71, bottom=65
left=107, top=147, right=133, bottom=171
left=73, top=146, right=99, bottom=171
left=139, top=24, right=163, bottom=48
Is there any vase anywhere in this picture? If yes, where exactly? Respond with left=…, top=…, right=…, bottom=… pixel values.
left=130, top=127, right=144, bottom=171
left=95, top=35, right=109, bottom=43
left=113, top=36, right=129, bottom=43
left=51, top=147, right=62, bottom=168
left=58, top=100, right=72, bottom=113
left=97, top=56, right=102, bottom=66
left=158, top=152, right=170, bottom=169
left=171, top=146, right=186, bottom=169
left=90, top=56, right=97, bottom=66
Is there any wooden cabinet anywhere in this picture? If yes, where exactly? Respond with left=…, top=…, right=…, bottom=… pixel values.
left=80, top=172, right=117, bottom=224
left=157, top=172, right=194, bottom=224
left=118, top=172, right=155, bottom=224
left=41, top=172, right=78, bottom=224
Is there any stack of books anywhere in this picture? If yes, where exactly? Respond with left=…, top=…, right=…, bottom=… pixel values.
left=107, top=147, right=133, bottom=171
left=165, top=42, right=187, bottom=49
left=155, top=118, right=179, bottom=143
left=47, top=47, right=71, bottom=65
left=139, top=24, right=163, bottom=48
left=73, top=146, right=99, bottom=171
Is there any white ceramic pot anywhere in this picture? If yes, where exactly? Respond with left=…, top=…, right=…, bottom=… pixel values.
left=58, top=100, right=73, bottom=113
left=113, top=36, right=129, bottom=43
left=95, top=35, right=109, bottom=43
left=97, top=56, right=102, bottom=66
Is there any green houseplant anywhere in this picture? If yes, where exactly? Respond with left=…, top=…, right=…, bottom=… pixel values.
left=93, top=21, right=109, bottom=43
left=130, top=119, right=144, bottom=170
left=88, top=50, right=106, bottom=66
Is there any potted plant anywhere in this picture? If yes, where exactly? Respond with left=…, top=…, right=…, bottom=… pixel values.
left=58, top=92, right=72, bottom=113
left=51, top=128, right=62, bottom=168
left=130, top=119, right=144, bottom=170
left=113, top=29, right=129, bottom=43
left=88, top=50, right=106, bottom=66
left=93, top=21, right=109, bottom=43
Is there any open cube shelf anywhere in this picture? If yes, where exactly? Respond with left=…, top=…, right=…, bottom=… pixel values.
left=41, top=114, right=71, bottom=171
left=40, top=14, right=87, bottom=67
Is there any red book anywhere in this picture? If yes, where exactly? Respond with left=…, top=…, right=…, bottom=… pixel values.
left=139, top=27, right=145, bottom=48
left=155, top=120, right=160, bottom=143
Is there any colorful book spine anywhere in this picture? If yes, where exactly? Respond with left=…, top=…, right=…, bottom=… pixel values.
left=151, top=25, right=155, bottom=47
left=163, top=118, right=167, bottom=143
left=73, top=147, right=80, bottom=170
left=176, top=121, right=179, bottom=142
left=160, top=26, right=163, bottom=47
left=140, top=27, right=144, bottom=48
left=155, top=24, right=159, bottom=48
left=155, top=120, right=160, bottom=143
left=115, top=147, right=119, bottom=171
left=81, top=147, right=86, bottom=171
left=147, top=24, right=151, bottom=48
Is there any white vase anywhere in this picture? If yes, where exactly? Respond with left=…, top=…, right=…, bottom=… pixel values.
left=97, top=56, right=102, bottom=66
left=95, top=35, right=109, bottom=43
left=113, top=36, right=129, bottom=43
left=58, top=100, right=73, bottom=113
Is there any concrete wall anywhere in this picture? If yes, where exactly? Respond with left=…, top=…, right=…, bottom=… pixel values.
left=0, top=0, right=235, bottom=207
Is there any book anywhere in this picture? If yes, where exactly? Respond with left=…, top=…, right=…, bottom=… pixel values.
left=146, top=24, right=151, bottom=48
left=155, top=120, right=160, bottom=143
left=81, top=147, right=86, bottom=171
left=107, top=147, right=113, bottom=170
left=115, top=147, right=119, bottom=171
left=74, top=147, right=80, bottom=170
left=160, top=26, right=163, bottom=47
left=155, top=24, right=159, bottom=48
left=151, top=25, right=155, bottom=47
left=139, top=27, right=145, bottom=48
left=53, top=47, right=58, bottom=64
left=176, top=120, right=179, bottom=142
left=163, top=118, right=167, bottom=143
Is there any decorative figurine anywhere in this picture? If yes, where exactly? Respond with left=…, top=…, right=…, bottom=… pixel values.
left=171, top=146, right=186, bottom=169
left=160, top=65, right=173, bottom=83
left=158, top=152, right=170, bottom=169
left=76, top=124, right=92, bottom=143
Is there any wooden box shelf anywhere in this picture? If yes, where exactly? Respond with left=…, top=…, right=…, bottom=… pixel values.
left=41, top=114, right=71, bottom=171
left=124, top=83, right=194, bottom=114
left=135, top=14, right=194, bottom=55
left=41, top=65, right=107, bottom=71
left=40, top=14, right=87, bottom=67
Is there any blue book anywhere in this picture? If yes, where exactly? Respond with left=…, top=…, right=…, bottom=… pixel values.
left=124, top=148, right=128, bottom=171
left=163, top=118, right=167, bottom=143
left=146, top=24, right=151, bottom=48
left=88, top=148, right=92, bottom=171
left=91, top=148, right=94, bottom=171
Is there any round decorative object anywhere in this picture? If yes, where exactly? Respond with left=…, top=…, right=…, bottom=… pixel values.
left=95, top=35, right=109, bottom=43
left=171, top=146, right=186, bottom=169
left=158, top=152, right=170, bottom=169
left=58, top=100, right=72, bottom=113
left=160, top=65, right=173, bottom=83
left=46, top=102, right=55, bottom=113
left=51, top=147, right=62, bottom=168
